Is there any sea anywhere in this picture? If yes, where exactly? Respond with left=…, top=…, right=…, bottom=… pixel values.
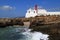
left=0, top=26, right=49, bottom=40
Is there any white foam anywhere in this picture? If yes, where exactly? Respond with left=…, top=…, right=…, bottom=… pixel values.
left=22, top=29, right=49, bottom=40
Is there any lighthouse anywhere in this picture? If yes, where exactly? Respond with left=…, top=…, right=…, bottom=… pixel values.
left=25, top=5, right=60, bottom=18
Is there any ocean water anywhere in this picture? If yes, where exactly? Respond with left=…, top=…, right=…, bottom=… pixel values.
left=0, top=26, right=49, bottom=40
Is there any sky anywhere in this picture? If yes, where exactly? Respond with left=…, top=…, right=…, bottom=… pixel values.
left=0, top=0, right=60, bottom=18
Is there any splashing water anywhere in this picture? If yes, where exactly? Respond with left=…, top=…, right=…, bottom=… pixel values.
left=0, top=26, right=49, bottom=40
left=22, top=29, right=49, bottom=40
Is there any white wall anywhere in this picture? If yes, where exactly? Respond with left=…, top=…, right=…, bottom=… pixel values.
left=25, top=8, right=37, bottom=18
left=37, top=9, right=47, bottom=16
left=47, top=12, right=60, bottom=15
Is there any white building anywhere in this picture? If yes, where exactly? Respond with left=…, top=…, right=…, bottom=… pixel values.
left=25, top=5, right=60, bottom=18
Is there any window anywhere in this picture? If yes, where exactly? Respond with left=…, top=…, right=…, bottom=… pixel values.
left=29, top=11, right=30, bottom=13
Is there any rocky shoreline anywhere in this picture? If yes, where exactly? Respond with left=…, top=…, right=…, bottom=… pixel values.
left=0, top=18, right=24, bottom=27
left=0, top=15, right=60, bottom=40
left=0, top=15, right=60, bottom=27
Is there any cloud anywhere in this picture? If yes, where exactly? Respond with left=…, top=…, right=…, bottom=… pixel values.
left=0, top=5, right=15, bottom=10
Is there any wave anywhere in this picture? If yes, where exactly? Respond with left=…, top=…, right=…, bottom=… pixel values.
left=0, top=26, right=49, bottom=40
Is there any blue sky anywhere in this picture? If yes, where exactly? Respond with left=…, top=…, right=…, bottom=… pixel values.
left=0, top=0, right=60, bottom=18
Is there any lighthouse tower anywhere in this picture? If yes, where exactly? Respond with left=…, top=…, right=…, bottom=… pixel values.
left=35, top=5, right=38, bottom=13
